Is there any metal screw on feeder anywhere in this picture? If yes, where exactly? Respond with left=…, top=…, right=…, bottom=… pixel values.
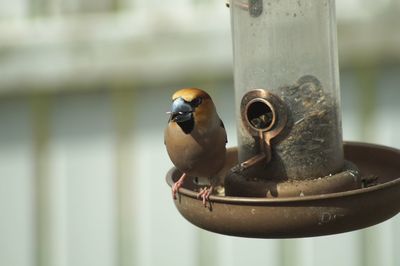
left=226, top=0, right=263, bottom=17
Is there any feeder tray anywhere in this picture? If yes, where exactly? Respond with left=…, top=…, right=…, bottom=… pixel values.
left=166, top=142, right=400, bottom=238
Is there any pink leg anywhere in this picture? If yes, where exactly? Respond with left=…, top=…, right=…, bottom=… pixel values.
left=197, top=186, right=213, bottom=207
left=172, top=173, right=187, bottom=199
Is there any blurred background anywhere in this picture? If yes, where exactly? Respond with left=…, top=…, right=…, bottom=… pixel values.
left=0, top=0, right=399, bottom=266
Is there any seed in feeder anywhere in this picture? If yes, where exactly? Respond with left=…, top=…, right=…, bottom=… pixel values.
left=250, top=113, right=273, bottom=129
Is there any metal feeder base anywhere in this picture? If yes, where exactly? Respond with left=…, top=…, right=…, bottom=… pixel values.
left=166, top=142, right=400, bottom=238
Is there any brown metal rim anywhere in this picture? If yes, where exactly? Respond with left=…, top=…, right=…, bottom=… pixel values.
left=244, top=97, right=276, bottom=132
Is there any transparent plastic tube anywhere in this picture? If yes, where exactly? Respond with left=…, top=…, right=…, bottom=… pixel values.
left=231, top=0, right=344, bottom=180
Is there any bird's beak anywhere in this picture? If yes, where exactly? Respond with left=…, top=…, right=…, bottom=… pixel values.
left=168, top=97, right=194, bottom=122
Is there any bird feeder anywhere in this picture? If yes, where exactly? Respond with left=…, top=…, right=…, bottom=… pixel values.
left=166, top=0, right=400, bottom=238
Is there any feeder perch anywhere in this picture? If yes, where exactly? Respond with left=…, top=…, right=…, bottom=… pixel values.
left=166, top=0, right=400, bottom=238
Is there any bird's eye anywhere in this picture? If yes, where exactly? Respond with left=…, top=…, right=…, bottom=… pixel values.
left=191, top=97, right=202, bottom=107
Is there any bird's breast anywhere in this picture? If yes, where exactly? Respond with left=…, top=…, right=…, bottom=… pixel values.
left=164, top=123, right=226, bottom=177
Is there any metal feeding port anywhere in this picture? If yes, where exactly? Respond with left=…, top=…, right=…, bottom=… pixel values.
left=166, top=0, right=400, bottom=238
left=234, top=89, right=287, bottom=170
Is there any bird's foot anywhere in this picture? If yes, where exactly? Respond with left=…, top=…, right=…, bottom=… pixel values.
left=197, top=186, right=213, bottom=207
left=172, top=173, right=187, bottom=199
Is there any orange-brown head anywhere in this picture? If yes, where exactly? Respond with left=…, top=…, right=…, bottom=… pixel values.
left=168, top=88, right=219, bottom=134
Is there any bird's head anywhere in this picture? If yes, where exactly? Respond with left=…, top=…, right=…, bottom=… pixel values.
left=168, top=88, right=217, bottom=133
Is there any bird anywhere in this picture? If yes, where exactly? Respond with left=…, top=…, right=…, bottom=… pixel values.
left=164, top=88, right=227, bottom=206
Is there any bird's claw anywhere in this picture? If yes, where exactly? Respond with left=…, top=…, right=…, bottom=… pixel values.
left=172, top=180, right=184, bottom=200
left=172, top=173, right=187, bottom=200
left=197, top=187, right=212, bottom=207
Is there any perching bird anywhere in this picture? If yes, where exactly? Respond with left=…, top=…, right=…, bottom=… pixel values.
left=164, top=88, right=227, bottom=206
